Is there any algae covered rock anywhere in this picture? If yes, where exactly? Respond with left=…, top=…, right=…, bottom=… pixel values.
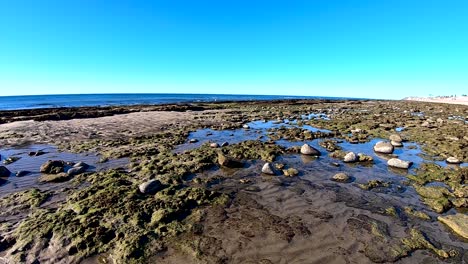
left=217, top=153, right=243, bottom=168
left=39, top=172, right=70, bottom=183
left=40, top=160, right=66, bottom=174
left=438, top=214, right=468, bottom=239
left=283, top=168, right=299, bottom=177
left=332, top=172, right=351, bottom=183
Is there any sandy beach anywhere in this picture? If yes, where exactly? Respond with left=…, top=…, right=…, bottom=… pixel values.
left=0, top=99, right=467, bottom=264
left=405, top=96, right=468, bottom=106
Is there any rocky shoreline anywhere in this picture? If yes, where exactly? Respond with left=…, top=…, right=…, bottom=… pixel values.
left=0, top=99, right=467, bottom=263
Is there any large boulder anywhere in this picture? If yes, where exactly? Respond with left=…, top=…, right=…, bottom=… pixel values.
left=373, top=141, right=394, bottom=154
left=139, top=179, right=162, bottom=195
left=0, top=166, right=11, bottom=177
left=40, top=160, right=66, bottom=174
left=438, top=214, right=468, bottom=239
left=387, top=158, right=412, bottom=169
left=300, top=144, right=321, bottom=156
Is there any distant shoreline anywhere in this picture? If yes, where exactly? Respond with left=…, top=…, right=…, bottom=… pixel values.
left=404, top=96, right=468, bottom=106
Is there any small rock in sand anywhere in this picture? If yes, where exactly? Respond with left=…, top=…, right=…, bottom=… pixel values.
left=387, top=158, right=412, bottom=169
left=343, top=152, right=357, bottom=163
left=300, top=144, right=321, bottom=156
left=0, top=166, right=11, bottom=177
left=446, top=157, right=461, bottom=164
left=139, top=179, right=162, bottom=194
left=373, top=141, right=394, bottom=154
left=261, top=163, right=275, bottom=175
left=332, top=173, right=351, bottom=183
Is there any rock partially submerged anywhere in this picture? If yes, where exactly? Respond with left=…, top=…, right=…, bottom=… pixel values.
left=139, top=179, right=162, bottom=194
left=343, top=152, right=357, bottom=163
left=438, top=214, right=468, bottom=239
left=387, top=158, right=413, bottom=169
left=16, top=170, right=30, bottom=177
left=389, top=134, right=403, bottom=143
left=39, top=172, right=70, bottom=183
left=373, top=141, right=394, bottom=154
left=67, top=166, right=86, bottom=177
left=0, top=166, right=11, bottom=177
left=261, top=163, right=275, bottom=175
left=40, top=160, right=66, bottom=174
left=217, top=153, right=243, bottom=168
left=300, top=144, right=320, bottom=156
left=446, top=157, right=461, bottom=164
left=283, top=168, right=299, bottom=177
left=332, top=172, right=351, bottom=183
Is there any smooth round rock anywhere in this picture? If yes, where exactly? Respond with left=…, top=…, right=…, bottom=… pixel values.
left=387, top=158, right=412, bottom=169
left=67, top=166, right=86, bottom=177
left=73, top=161, right=89, bottom=169
left=139, top=179, right=162, bottom=194
left=261, top=163, right=275, bottom=175
left=373, top=141, right=394, bottom=154
left=242, top=124, right=250, bottom=129
left=446, top=157, right=461, bottom=164
left=343, top=152, right=357, bottom=163
left=391, top=141, right=403, bottom=147
left=189, top=139, right=198, bottom=143
left=389, top=134, right=403, bottom=143
left=210, top=143, right=219, bottom=148
left=300, top=144, right=321, bottom=156
left=332, top=173, right=351, bottom=183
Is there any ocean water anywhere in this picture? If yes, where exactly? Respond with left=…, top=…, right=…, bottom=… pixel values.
left=0, top=93, right=355, bottom=111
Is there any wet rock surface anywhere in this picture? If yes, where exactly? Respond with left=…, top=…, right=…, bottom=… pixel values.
left=0, top=99, right=467, bottom=263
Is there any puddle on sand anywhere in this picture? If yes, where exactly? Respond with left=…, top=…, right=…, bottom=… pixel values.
left=0, top=144, right=128, bottom=196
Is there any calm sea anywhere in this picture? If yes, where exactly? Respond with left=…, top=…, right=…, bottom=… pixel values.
left=0, top=93, right=356, bottom=111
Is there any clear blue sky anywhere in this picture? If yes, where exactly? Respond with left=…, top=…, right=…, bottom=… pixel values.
left=1, top=1, right=467, bottom=99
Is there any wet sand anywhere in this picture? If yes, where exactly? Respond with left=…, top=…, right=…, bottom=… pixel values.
left=0, top=99, right=467, bottom=264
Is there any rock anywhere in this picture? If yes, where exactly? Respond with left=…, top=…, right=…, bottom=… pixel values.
left=242, top=124, right=250, bottom=129
left=446, top=157, right=461, bottom=164
left=217, top=153, right=243, bottom=168
left=261, top=163, right=275, bottom=175
left=73, top=161, right=89, bottom=169
left=343, top=152, right=357, bottom=163
left=40, top=160, right=65, bottom=174
left=373, top=141, right=394, bottom=154
left=16, top=170, right=30, bottom=177
left=283, top=168, right=299, bottom=177
left=189, top=139, right=198, bottom=143
left=300, top=144, right=321, bottom=156
left=221, top=142, right=229, bottom=147
left=391, top=141, right=403, bottom=147
left=39, top=172, right=70, bottom=183
left=67, top=166, right=86, bottom=177
left=387, top=158, right=412, bottom=169
left=351, top=128, right=363, bottom=133
left=28, top=150, right=46, bottom=156
left=389, top=134, right=402, bottom=143
left=0, top=166, right=11, bottom=177
left=139, top=179, right=162, bottom=194
left=332, top=173, right=351, bottom=183
left=210, top=143, right=219, bottom=148
left=357, top=153, right=373, bottom=162
left=438, top=214, right=468, bottom=239
left=3, top=156, right=20, bottom=165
